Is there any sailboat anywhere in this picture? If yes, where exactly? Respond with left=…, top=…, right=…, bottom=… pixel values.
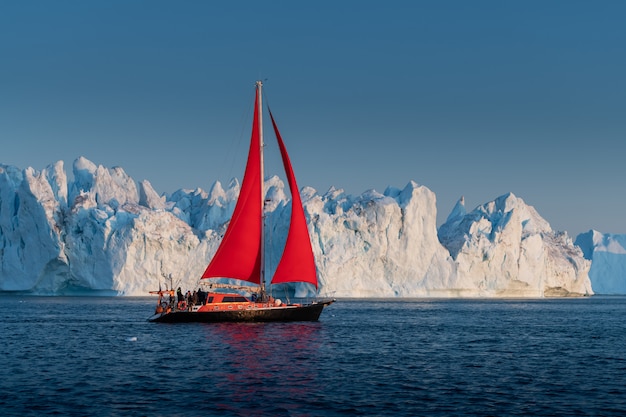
left=149, top=81, right=334, bottom=323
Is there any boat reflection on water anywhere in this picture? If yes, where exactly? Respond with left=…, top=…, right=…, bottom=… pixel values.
left=202, top=322, right=325, bottom=413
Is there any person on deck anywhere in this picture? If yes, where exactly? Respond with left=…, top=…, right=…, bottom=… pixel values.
left=176, top=287, right=184, bottom=309
left=197, top=288, right=206, bottom=304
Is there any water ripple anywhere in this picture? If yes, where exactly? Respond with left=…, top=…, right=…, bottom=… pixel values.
left=1, top=296, right=626, bottom=416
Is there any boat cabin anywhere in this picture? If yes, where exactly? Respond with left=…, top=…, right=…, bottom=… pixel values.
left=205, top=293, right=249, bottom=304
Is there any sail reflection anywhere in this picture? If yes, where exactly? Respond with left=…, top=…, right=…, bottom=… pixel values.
left=201, top=322, right=324, bottom=416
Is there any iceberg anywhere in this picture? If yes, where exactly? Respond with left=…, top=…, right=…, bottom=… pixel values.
left=438, top=194, right=592, bottom=297
left=0, top=157, right=593, bottom=297
left=575, top=230, right=626, bottom=294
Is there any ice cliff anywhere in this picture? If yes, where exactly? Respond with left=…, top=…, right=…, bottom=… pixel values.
left=575, top=230, right=626, bottom=294
left=0, top=157, right=593, bottom=297
left=438, top=194, right=591, bottom=297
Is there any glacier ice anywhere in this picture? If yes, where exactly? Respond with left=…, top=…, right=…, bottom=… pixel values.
left=0, top=157, right=594, bottom=297
left=438, top=193, right=592, bottom=297
left=575, top=230, right=626, bottom=294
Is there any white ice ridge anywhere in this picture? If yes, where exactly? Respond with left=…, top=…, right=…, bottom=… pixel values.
left=0, top=158, right=594, bottom=297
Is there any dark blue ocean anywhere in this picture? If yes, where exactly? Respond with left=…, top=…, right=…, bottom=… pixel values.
left=1, top=295, right=625, bottom=416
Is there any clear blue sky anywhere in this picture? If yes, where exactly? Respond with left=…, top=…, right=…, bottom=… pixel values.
left=1, top=1, right=625, bottom=237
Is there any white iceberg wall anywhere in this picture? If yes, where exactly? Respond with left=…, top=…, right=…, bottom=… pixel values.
left=63, top=158, right=140, bottom=292
left=62, top=159, right=213, bottom=295
left=110, top=208, right=212, bottom=295
left=303, top=181, right=454, bottom=297
left=64, top=205, right=120, bottom=292
left=575, top=230, right=626, bottom=294
left=0, top=163, right=67, bottom=291
left=0, top=157, right=595, bottom=297
left=438, top=193, right=592, bottom=296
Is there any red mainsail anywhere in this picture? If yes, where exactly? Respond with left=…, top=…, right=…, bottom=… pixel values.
left=201, top=88, right=263, bottom=284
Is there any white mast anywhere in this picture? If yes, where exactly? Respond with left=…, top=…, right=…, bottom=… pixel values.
left=257, top=80, right=266, bottom=298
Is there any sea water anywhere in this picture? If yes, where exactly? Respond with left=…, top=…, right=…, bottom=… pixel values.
left=1, top=295, right=625, bottom=416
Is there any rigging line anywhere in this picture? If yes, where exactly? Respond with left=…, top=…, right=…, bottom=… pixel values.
left=217, top=89, right=255, bottom=189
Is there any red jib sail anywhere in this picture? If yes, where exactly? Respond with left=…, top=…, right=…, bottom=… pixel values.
left=269, top=110, right=318, bottom=288
left=201, top=88, right=263, bottom=284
